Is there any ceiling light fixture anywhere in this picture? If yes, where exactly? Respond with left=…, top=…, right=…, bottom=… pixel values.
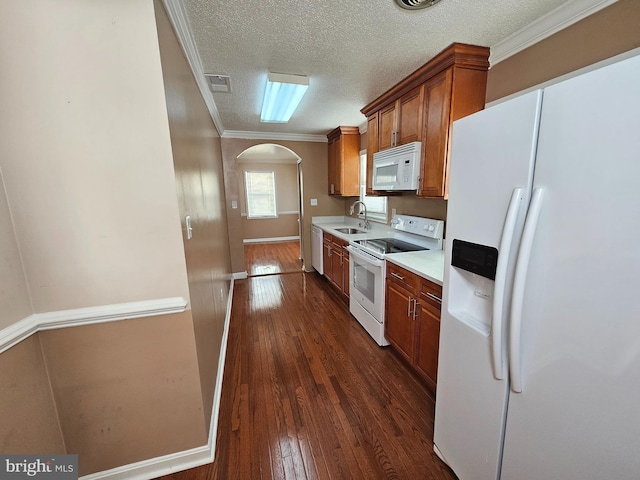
left=260, top=72, right=309, bottom=123
left=394, top=0, right=443, bottom=10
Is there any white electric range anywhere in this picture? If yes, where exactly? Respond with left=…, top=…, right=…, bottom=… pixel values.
left=347, top=215, right=444, bottom=346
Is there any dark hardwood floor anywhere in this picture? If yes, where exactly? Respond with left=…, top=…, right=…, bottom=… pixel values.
left=155, top=272, right=455, bottom=480
left=245, top=241, right=303, bottom=277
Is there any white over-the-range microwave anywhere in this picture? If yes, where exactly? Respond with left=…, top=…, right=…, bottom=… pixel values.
left=372, top=141, right=421, bottom=191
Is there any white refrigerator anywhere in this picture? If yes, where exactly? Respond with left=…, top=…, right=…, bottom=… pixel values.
left=434, top=53, right=640, bottom=480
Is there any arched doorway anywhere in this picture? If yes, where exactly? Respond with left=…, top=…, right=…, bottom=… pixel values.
left=236, top=144, right=303, bottom=276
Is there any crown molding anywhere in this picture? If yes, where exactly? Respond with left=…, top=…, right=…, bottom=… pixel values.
left=490, top=0, right=619, bottom=66
left=221, top=130, right=328, bottom=143
left=161, top=0, right=225, bottom=135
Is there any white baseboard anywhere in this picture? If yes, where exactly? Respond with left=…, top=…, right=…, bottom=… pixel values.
left=0, top=297, right=188, bottom=355
left=232, top=271, right=248, bottom=280
left=79, top=445, right=212, bottom=480
left=80, top=279, right=235, bottom=480
left=243, top=236, right=300, bottom=244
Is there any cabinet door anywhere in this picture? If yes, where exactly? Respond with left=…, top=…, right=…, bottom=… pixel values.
left=331, top=240, right=344, bottom=290
left=342, top=245, right=350, bottom=297
left=416, top=301, right=440, bottom=390
left=328, top=138, right=338, bottom=195
left=340, top=135, right=360, bottom=196
left=366, top=113, right=379, bottom=195
left=385, top=282, right=415, bottom=363
left=322, top=237, right=332, bottom=279
left=379, top=103, right=397, bottom=150
left=419, top=69, right=453, bottom=198
left=397, top=85, right=424, bottom=145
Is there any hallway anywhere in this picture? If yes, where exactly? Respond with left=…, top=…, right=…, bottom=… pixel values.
left=155, top=272, right=455, bottom=480
left=244, top=241, right=303, bottom=277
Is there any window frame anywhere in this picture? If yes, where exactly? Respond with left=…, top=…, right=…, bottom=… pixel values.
left=244, top=170, right=278, bottom=219
left=358, top=150, right=388, bottom=223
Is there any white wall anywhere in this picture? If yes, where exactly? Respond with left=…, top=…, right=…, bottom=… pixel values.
left=0, top=170, right=31, bottom=329
left=0, top=0, right=189, bottom=312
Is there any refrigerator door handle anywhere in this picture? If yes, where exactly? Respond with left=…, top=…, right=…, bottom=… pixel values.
left=491, top=187, right=524, bottom=380
left=509, top=187, right=545, bottom=393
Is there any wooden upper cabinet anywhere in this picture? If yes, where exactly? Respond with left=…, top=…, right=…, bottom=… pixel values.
left=327, top=126, right=360, bottom=196
left=397, top=85, right=424, bottom=145
left=361, top=43, right=489, bottom=199
left=378, top=103, right=396, bottom=151
left=377, top=86, right=424, bottom=150
left=418, top=69, right=453, bottom=198
left=366, top=113, right=379, bottom=195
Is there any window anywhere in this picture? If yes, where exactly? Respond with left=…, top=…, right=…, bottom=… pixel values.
left=359, top=152, right=387, bottom=223
left=245, top=170, right=277, bottom=218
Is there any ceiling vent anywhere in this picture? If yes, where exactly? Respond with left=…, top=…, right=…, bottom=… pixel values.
left=394, top=0, right=443, bottom=10
left=204, top=74, right=231, bottom=93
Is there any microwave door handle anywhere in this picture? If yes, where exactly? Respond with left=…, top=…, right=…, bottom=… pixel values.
left=375, top=160, right=396, bottom=167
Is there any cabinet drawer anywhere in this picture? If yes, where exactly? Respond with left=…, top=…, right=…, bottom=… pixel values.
left=386, top=263, right=418, bottom=292
left=420, top=279, right=442, bottom=311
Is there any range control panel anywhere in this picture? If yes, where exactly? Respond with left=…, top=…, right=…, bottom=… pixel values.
left=391, top=214, right=444, bottom=239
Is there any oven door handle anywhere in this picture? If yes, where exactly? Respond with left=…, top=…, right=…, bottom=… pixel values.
left=346, top=245, right=385, bottom=267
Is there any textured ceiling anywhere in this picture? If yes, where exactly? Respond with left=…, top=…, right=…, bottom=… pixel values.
left=183, top=0, right=570, bottom=136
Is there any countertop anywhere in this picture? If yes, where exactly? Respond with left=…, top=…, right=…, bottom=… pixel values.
left=312, top=216, right=444, bottom=286
left=385, top=250, right=444, bottom=286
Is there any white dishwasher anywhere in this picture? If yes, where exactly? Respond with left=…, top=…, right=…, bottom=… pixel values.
left=311, top=225, right=323, bottom=274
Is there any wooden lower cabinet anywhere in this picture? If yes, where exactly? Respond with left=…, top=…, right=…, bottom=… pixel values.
left=322, top=232, right=349, bottom=300
left=385, top=262, right=442, bottom=391
left=385, top=281, right=416, bottom=363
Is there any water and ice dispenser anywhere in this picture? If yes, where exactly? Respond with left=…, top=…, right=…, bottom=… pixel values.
left=448, top=240, right=499, bottom=336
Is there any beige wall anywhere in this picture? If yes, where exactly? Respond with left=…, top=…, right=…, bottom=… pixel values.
left=222, top=138, right=345, bottom=273
left=0, top=335, right=65, bottom=454
left=238, top=162, right=299, bottom=213
left=0, top=170, right=31, bottom=329
left=487, top=0, right=640, bottom=102
left=242, top=214, right=300, bottom=240
left=0, top=0, right=189, bottom=313
left=239, top=162, right=300, bottom=240
left=39, top=313, right=206, bottom=476
left=154, top=0, right=232, bottom=430
left=0, top=1, right=216, bottom=476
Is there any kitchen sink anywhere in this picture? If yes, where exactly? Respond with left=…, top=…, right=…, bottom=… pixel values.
left=335, top=227, right=366, bottom=235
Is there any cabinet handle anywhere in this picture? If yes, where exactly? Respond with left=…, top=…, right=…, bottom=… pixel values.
left=327, top=246, right=332, bottom=256
left=407, top=297, right=413, bottom=317
left=390, top=272, right=405, bottom=281
left=330, top=184, right=335, bottom=194
left=412, top=299, right=419, bottom=321
left=425, top=292, right=442, bottom=304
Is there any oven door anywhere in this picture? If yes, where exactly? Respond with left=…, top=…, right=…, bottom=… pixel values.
left=348, top=246, right=385, bottom=322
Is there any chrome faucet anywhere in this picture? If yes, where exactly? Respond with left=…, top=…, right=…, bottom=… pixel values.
left=350, top=200, right=369, bottom=230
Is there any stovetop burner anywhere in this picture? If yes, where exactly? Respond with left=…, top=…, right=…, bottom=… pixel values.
left=354, top=237, right=429, bottom=256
